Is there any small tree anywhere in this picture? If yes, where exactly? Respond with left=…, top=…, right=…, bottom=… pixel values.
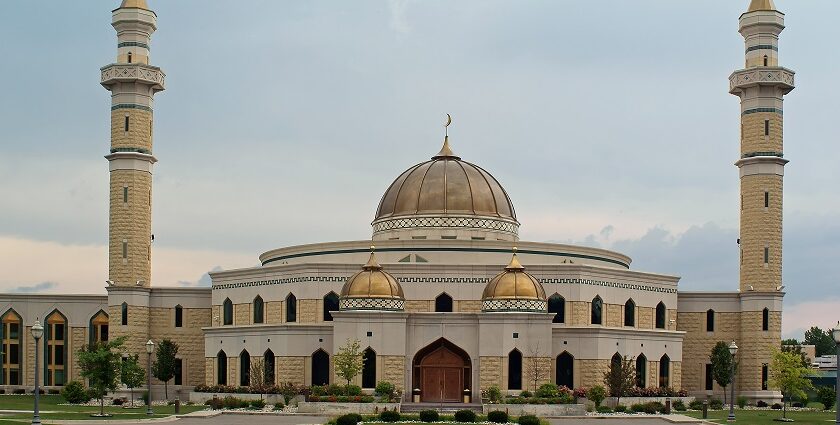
left=603, top=355, right=636, bottom=406
left=78, top=336, right=126, bottom=416
left=151, top=339, right=179, bottom=400
left=710, top=342, right=735, bottom=405
left=816, top=386, right=836, bottom=411
left=769, top=349, right=813, bottom=420
left=334, top=338, right=364, bottom=386
left=526, top=343, right=551, bottom=392
left=249, top=358, right=267, bottom=399
left=121, top=354, right=145, bottom=407
left=804, top=326, right=835, bottom=357
left=781, top=343, right=811, bottom=368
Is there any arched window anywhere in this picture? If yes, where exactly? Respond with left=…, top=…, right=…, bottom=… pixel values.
left=362, top=347, right=377, bottom=389
left=121, top=302, right=128, bottom=326
left=611, top=352, right=622, bottom=370
left=286, top=293, right=297, bottom=323
left=591, top=296, right=603, bottom=325
left=706, top=309, right=715, bottom=332
left=763, top=55, right=768, bottom=66
left=127, top=51, right=132, bottom=63
left=508, top=349, right=522, bottom=390
left=312, top=349, right=330, bottom=386
left=217, top=350, right=227, bottom=385
left=636, top=354, right=647, bottom=388
left=624, top=299, right=636, bottom=327
left=435, top=293, right=453, bottom=313
left=323, top=292, right=339, bottom=322
left=548, top=294, right=565, bottom=324
left=1, top=309, right=22, bottom=385
left=89, top=310, right=109, bottom=344
left=659, top=354, right=670, bottom=388
left=46, top=310, right=67, bottom=386
left=239, top=350, right=250, bottom=387
left=253, top=296, right=264, bottom=324
left=223, top=298, right=233, bottom=325
left=655, top=302, right=666, bottom=329
left=556, top=352, right=574, bottom=389
left=264, top=349, right=275, bottom=385
left=174, top=305, right=183, bottom=328
left=762, top=308, right=769, bottom=331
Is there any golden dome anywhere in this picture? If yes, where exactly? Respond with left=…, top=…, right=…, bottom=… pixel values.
left=374, top=137, right=517, bottom=222
left=340, top=252, right=405, bottom=300
left=482, top=252, right=546, bottom=302
left=748, top=0, right=775, bottom=12
left=120, top=0, right=149, bottom=9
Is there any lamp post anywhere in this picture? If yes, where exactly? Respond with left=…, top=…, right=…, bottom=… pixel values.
left=832, top=322, right=840, bottom=424
left=727, top=341, right=738, bottom=422
left=146, top=340, right=154, bottom=416
left=31, top=320, right=44, bottom=425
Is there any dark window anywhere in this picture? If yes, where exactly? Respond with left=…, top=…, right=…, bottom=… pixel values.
left=54, top=345, right=64, bottom=366
left=124, top=116, right=130, bottom=132
left=764, top=247, right=769, bottom=264
left=223, top=298, right=233, bottom=325
left=655, top=302, right=666, bottom=329
left=174, top=358, right=182, bottom=386
left=706, top=309, right=715, bottom=332
left=611, top=353, right=622, bottom=370
left=763, top=55, right=768, bottom=66
left=764, top=119, right=770, bottom=136
left=264, top=349, right=275, bottom=385
left=435, top=293, right=453, bottom=313
left=624, top=299, right=635, bottom=327
left=761, top=364, right=768, bottom=390
left=659, top=354, right=670, bottom=387
left=253, top=296, right=264, bottom=324
left=311, top=350, right=329, bottom=386
left=362, top=347, right=376, bottom=389
left=548, top=294, right=565, bottom=324
left=217, top=351, right=227, bottom=385
left=9, top=344, right=19, bottom=364
left=123, top=187, right=128, bottom=203
left=286, top=294, right=296, bottom=323
left=556, top=352, right=574, bottom=389
left=239, top=350, right=250, bottom=387
left=765, top=191, right=769, bottom=208
left=121, top=303, right=128, bottom=326
left=127, top=52, right=132, bottom=63
left=174, top=305, right=183, bottom=328
left=101, top=325, right=108, bottom=341
left=122, top=241, right=127, bottom=259
left=591, top=296, right=603, bottom=325
left=762, top=308, right=770, bottom=331
left=508, top=350, right=522, bottom=390
left=705, top=364, right=714, bottom=390
left=636, top=355, right=646, bottom=388
left=323, top=292, right=339, bottom=322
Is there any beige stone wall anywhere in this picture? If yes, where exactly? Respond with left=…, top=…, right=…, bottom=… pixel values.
left=149, top=306, right=210, bottom=387
left=577, top=359, right=609, bottom=389
left=523, top=356, right=552, bottom=392
left=228, top=357, right=237, bottom=387
left=109, top=169, right=152, bottom=287
left=569, top=301, right=588, bottom=325
left=205, top=358, right=214, bottom=385
left=381, top=356, right=405, bottom=392
left=70, top=327, right=86, bottom=382
left=405, top=300, right=431, bottom=312
left=639, top=307, right=653, bottom=329
left=111, top=109, right=153, bottom=152
left=739, top=309, right=781, bottom=392
left=24, top=327, right=34, bottom=385
left=480, top=356, right=502, bottom=391
left=110, top=305, right=150, bottom=369
left=211, top=305, right=221, bottom=327
left=606, top=304, right=622, bottom=327
left=278, top=356, right=306, bottom=386
left=678, top=311, right=741, bottom=394
left=740, top=174, right=783, bottom=292
left=234, top=303, right=250, bottom=326
left=456, top=300, right=481, bottom=313
left=298, top=299, right=318, bottom=323
left=741, top=112, right=782, bottom=155
left=266, top=301, right=282, bottom=324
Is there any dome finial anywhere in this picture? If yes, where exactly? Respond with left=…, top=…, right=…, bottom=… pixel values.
left=120, top=0, right=149, bottom=9
left=363, top=245, right=382, bottom=270
left=505, top=247, right=525, bottom=271
left=748, top=0, right=775, bottom=12
left=433, top=114, right=460, bottom=160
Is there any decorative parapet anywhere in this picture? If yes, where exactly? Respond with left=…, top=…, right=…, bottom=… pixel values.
left=101, top=63, right=165, bottom=90
left=729, top=67, right=794, bottom=94
left=481, top=298, right=547, bottom=313
left=372, top=215, right=519, bottom=237
left=339, top=297, right=405, bottom=311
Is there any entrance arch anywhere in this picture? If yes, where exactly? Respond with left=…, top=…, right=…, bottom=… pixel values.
left=412, top=339, right=471, bottom=403
left=556, top=351, right=574, bottom=389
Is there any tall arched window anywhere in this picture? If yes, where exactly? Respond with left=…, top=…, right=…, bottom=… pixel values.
left=253, top=296, right=264, bottom=324
left=548, top=294, right=565, bottom=324
left=217, top=350, right=227, bottom=385
left=239, top=350, right=250, bottom=387
left=611, top=352, right=622, bottom=370
left=323, top=292, right=339, bottom=322
left=223, top=298, right=233, bottom=325
left=362, top=347, right=377, bottom=389
left=591, top=296, right=603, bottom=325
left=435, top=293, right=453, bottom=312
left=762, top=308, right=770, bottom=331
left=174, top=305, right=183, bottom=328
left=763, top=55, right=768, bottom=66
left=127, top=51, right=132, bottom=63
left=286, top=293, right=297, bottom=323
left=655, top=302, right=666, bottom=329
left=706, top=309, right=715, bottom=332
left=636, top=354, right=647, bottom=388
left=659, top=354, right=670, bottom=388
left=121, top=302, right=128, bottom=326
left=264, top=349, right=275, bottom=385
left=312, top=349, right=330, bottom=385
left=508, top=349, right=523, bottom=390
left=556, top=352, right=574, bottom=389
left=1, top=309, right=22, bottom=385
left=624, top=299, right=636, bottom=327
left=46, top=310, right=68, bottom=386
left=89, top=310, right=109, bottom=344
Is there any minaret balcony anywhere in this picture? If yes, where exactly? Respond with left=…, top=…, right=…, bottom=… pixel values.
left=101, top=63, right=165, bottom=91
left=729, top=67, right=794, bottom=95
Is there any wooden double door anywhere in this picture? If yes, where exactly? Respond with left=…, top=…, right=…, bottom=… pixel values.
left=418, top=346, right=466, bottom=402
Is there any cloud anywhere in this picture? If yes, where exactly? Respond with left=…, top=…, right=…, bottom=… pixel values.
left=178, top=266, right=223, bottom=287
left=782, top=299, right=840, bottom=340
left=11, top=281, right=57, bottom=293
left=387, top=0, right=411, bottom=33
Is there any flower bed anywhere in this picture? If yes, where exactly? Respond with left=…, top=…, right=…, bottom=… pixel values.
left=298, top=401, right=401, bottom=415
left=482, top=403, right=585, bottom=417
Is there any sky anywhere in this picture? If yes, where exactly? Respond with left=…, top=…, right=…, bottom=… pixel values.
left=0, top=1, right=838, bottom=340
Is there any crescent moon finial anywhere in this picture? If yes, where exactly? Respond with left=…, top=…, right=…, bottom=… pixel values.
left=445, top=114, right=452, bottom=137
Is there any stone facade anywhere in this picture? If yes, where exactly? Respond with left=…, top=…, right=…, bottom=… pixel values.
left=740, top=112, right=782, bottom=155
left=108, top=169, right=152, bottom=287
left=739, top=174, right=783, bottom=292
left=234, top=303, right=249, bottom=326
left=278, top=356, right=306, bottom=386
left=381, top=356, right=405, bottom=392
left=149, top=306, right=211, bottom=387
left=404, top=300, right=431, bottom=312
left=523, top=356, right=552, bottom=391
left=738, top=309, right=781, bottom=392
left=109, top=305, right=150, bottom=369
left=298, top=300, right=318, bottom=323
left=266, top=301, right=282, bottom=324
left=456, top=300, right=481, bottom=313
left=70, top=327, right=86, bottom=382
left=110, top=109, right=153, bottom=152
left=479, top=356, right=502, bottom=391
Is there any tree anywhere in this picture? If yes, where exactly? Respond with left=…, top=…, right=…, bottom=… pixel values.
left=804, top=327, right=835, bottom=357
left=781, top=338, right=799, bottom=346
left=781, top=344, right=810, bottom=368
left=603, top=355, right=636, bottom=406
left=525, top=343, right=551, bottom=392
left=78, top=336, right=126, bottom=416
left=151, top=339, right=179, bottom=400
left=121, top=354, right=145, bottom=408
left=769, top=349, right=813, bottom=420
left=710, top=342, right=736, bottom=405
left=249, top=357, right=267, bottom=399
left=333, top=338, right=364, bottom=386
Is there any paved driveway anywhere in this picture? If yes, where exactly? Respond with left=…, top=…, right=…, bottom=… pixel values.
left=171, top=413, right=708, bottom=425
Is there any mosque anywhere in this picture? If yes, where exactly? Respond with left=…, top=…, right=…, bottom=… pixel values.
left=0, top=0, right=792, bottom=404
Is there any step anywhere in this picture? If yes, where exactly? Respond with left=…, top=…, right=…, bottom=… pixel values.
left=401, top=403, right=483, bottom=413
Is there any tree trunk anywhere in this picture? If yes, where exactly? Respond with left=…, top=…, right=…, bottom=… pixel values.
left=164, top=381, right=169, bottom=400
left=100, top=394, right=105, bottom=416
left=130, top=388, right=134, bottom=407
left=723, top=385, right=727, bottom=405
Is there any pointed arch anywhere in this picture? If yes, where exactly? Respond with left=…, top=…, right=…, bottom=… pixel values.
left=174, top=304, right=183, bottom=328
left=435, top=293, right=453, bottom=312
left=412, top=338, right=471, bottom=403
left=89, top=310, right=109, bottom=344
left=508, top=349, right=523, bottom=390
left=239, top=349, right=251, bottom=387
left=611, top=352, right=622, bottom=369
left=1, top=308, right=23, bottom=385
left=253, top=295, right=264, bottom=324
left=362, top=347, right=377, bottom=389
left=264, top=349, right=275, bottom=385
left=624, top=299, right=636, bottom=327
left=556, top=351, right=574, bottom=389
left=45, top=309, right=68, bottom=386
left=658, top=354, right=670, bottom=387
left=217, top=350, right=227, bottom=385
left=121, top=302, right=128, bottom=326
left=222, top=298, right=233, bottom=325
left=127, top=51, right=133, bottom=63
left=655, top=302, right=666, bottom=329
left=635, top=354, right=647, bottom=387
left=311, top=349, right=330, bottom=386
left=548, top=294, right=565, bottom=324
left=323, top=292, right=339, bottom=322
left=591, top=296, right=603, bottom=325
left=286, top=293, right=297, bottom=323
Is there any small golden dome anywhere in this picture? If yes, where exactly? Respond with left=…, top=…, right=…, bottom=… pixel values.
left=482, top=252, right=547, bottom=302
left=340, top=252, right=405, bottom=300
left=120, top=0, right=149, bottom=9
left=748, top=0, right=775, bottom=12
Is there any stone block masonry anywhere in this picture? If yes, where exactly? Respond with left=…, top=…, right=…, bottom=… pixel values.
left=110, top=109, right=153, bottom=152
left=381, top=356, right=405, bottom=392
left=740, top=174, right=783, bottom=292
left=480, top=356, right=502, bottom=391
left=109, top=169, right=152, bottom=287
left=741, top=112, right=782, bottom=156
left=278, top=356, right=306, bottom=386
left=149, top=306, right=211, bottom=387
left=110, top=305, right=150, bottom=369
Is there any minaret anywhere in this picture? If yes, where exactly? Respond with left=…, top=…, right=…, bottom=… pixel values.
left=101, top=0, right=165, bottom=287
left=729, top=0, right=793, bottom=397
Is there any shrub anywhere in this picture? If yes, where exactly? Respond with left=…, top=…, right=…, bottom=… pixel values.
left=688, top=400, right=704, bottom=410
left=487, top=410, right=509, bottom=423
left=454, top=409, right=477, bottom=422
left=519, top=390, right=533, bottom=398
left=345, top=385, right=362, bottom=396
left=141, top=391, right=149, bottom=405
left=517, top=414, right=540, bottom=425
left=327, top=384, right=345, bottom=396
left=222, top=396, right=244, bottom=409
left=336, top=413, right=363, bottom=425
left=614, top=405, right=627, bottom=413
left=379, top=410, right=400, bottom=422
left=112, top=398, right=125, bottom=406
left=586, top=385, right=607, bottom=407
left=375, top=381, right=395, bottom=399
left=558, top=392, right=574, bottom=404
left=737, top=396, right=748, bottom=408
left=709, top=399, right=723, bottom=410
left=536, top=383, right=559, bottom=398
left=311, top=385, right=327, bottom=396
left=13, top=388, right=25, bottom=395
left=672, top=400, right=686, bottom=411
left=630, top=403, right=646, bottom=413
left=48, top=389, right=60, bottom=395
left=596, top=406, right=613, bottom=413
left=249, top=399, right=266, bottom=409
left=360, top=395, right=374, bottom=403
left=643, top=402, right=664, bottom=414
left=817, top=386, right=837, bottom=410
left=204, top=398, right=223, bottom=410
left=486, top=386, right=502, bottom=403
left=61, top=381, right=90, bottom=404
left=771, top=403, right=782, bottom=410
left=756, top=400, right=768, bottom=408
left=791, top=402, right=803, bottom=408
left=419, top=410, right=440, bottom=422
left=336, top=396, right=349, bottom=402
left=273, top=401, right=285, bottom=410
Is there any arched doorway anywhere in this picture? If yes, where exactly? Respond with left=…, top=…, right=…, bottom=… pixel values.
left=312, top=349, right=330, bottom=386
left=556, top=352, right=574, bottom=389
left=413, top=339, right=471, bottom=403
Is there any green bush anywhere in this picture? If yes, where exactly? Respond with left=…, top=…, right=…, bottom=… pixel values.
left=688, top=400, right=704, bottom=410
left=273, top=401, right=285, bottom=410
left=61, top=381, right=90, bottom=404
left=487, top=386, right=502, bottom=403
left=586, top=385, right=607, bottom=407
left=345, top=385, right=362, bottom=396
left=379, top=410, right=400, bottom=422
left=311, top=385, right=327, bottom=396
left=643, top=402, right=664, bottom=414
left=327, top=384, right=345, bottom=396
left=141, top=391, right=149, bottom=405
left=85, top=387, right=100, bottom=401
left=375, top=381, right=395, bottom=399
left=487, top=410, right=509, bottom=423
left=336, top=413, right=363, bottom=425
left=248, top=399, right=266, bottom=409
left=222, top=396, right=247, bottom=409
left=536, top=383, right=559, bottom=398
left=672, top=400, right=686, bottom=411
left=519, top=390, right=533, bottom=398
left=596, top=406, right=613, bottom=413
left=736, top=396, right=748, bottom=408
left=419, top=410, right=439, bottom=422
left=630, top=403, right=646, bottom=413
left=517, top=414, right=540, bottom=425
left=614, top=405, right=627, bottom=413
left=454, top=409, right=477, bottom=422
left=204, top=398, right=224, bottom=410
left=709, top=399, right=723, bottom=410
left=817, top=386, right=836, bottom=411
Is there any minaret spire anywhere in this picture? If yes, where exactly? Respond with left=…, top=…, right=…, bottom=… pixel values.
left=433, top=114, right=460, bottom=159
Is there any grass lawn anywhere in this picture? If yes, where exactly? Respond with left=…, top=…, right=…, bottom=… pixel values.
left=0, top=395, right=205, bottom=422
left=683, top=408, right=836, bottom=424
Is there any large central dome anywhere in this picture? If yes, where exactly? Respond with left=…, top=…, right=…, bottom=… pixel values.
left=372, top=137, right=519, bottom=241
